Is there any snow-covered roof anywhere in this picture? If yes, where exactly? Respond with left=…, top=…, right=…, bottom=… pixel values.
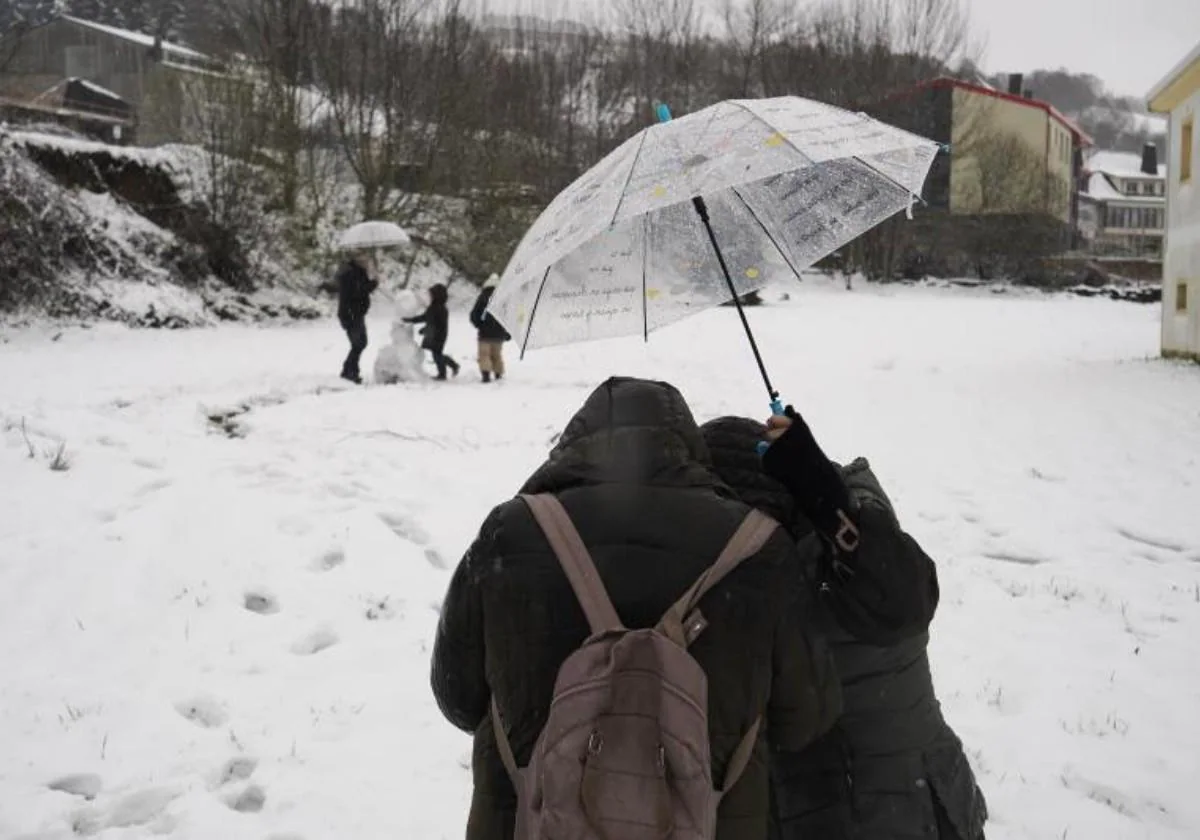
left=72, top=78, right=126, bottom=102
left=1086, top=150, right=1166, bottom=180
left=1080, top=171, right=1165, bottom=205
left=1147, top=39, right=1200, bottom=111
left=61, top=15, right=210, bottom=63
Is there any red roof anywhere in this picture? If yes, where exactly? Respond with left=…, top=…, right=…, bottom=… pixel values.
left=873, top=76, right=1095, bottom=147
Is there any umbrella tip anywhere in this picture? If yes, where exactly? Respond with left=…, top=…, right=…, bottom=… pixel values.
left=653, top=101, right=673, bottom=123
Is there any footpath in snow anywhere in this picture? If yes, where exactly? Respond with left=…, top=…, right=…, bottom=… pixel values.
left=1, top=279, right=1198, bottom=840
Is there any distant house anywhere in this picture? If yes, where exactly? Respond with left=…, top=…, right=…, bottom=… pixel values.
left=0, top=14, right=224, bottom=145
left=1077, top=145, right=1167, bottom=256
left=1148, top=40, right=1200, bottom=361
left=869, top=75, right=1092, bottom=236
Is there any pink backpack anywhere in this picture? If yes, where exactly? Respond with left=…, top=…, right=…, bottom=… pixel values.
left=491, top=493, right=780, bottom=840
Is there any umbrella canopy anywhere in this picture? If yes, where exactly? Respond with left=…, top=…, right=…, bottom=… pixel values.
left=336, top=220, right=412, bottom=251
left=488, top=97, right=939, bottom=359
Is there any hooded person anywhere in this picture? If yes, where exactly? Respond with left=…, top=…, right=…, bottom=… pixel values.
left=431, top=377, right=843, bottom=840
left=334, top=253, right=378, bottom=383
left=404, top=283, right=460, bottom=380
left=469, top=274, right=511, bottom=383
left=699, top=412, right=988, bottom=840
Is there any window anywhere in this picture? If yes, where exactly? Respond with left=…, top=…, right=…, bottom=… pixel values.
left=1178, top=283, right=1189, bottom=313
left=1183, top=119, right=1194, bottom=183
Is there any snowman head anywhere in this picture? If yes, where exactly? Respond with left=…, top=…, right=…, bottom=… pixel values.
left=393, top=288, right=423, bottom=319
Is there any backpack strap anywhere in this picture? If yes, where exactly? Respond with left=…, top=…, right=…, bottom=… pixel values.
left=519, top=494, right=624, bottom=635
left=657, top=509, right=779, bottom=647
left=721, top=716, right=762, bottom=795
left=490, top=494, right=624, bottom=788
left=491, top=696, right=521, bottom=789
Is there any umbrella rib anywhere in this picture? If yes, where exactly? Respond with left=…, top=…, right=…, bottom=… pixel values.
left=729, top=186, right=807, bottom=282
left=609, top=128, right=652, bottom=228
left=641, top=214, right=649, bottom=342
left=520, top=265, right=553, bottom=361
left=729, top=99, right=925, bottom=201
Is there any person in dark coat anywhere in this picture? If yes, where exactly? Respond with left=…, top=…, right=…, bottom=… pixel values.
left=404, top=283, right=459, bottom=380
left=431, top=377, right=843, bottom=840
left=335, top=254, right=378, bottom=383
left=700, top=412, right=988, bottom=840
left=469, top=274, right=511, bottom=383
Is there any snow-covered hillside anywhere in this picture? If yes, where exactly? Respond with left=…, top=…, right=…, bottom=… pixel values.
left=1, top=279, right=1197, bottom=839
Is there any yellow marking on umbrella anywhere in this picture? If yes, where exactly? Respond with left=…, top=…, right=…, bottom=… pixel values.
left=745, top=267, right=761, bottom=279
left=652, top=184, right=667, bottom=198
left=765, top=133, right=785, bottom=148
left=646, top=287, right=662, bottom=300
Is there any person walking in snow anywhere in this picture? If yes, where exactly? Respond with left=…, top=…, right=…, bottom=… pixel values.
left=700, top=410, right=988, bottom=840
left=431, top=376, right=842, bottom=840
left=335, top=253, right=378, bottom=384
left=469, top=273, right=511, bottom=383
left=403, top=283, right=460, bottom=380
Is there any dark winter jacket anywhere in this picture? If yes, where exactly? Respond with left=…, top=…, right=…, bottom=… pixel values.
left=470, top=285, right=511, bottom=343
left=431, top=378, right=843, bottom=840
left=405, top=284, right=450, bottom=351
left=700, top=416, right=988, bottom=840
left=335, top=260, right=377, bottom=326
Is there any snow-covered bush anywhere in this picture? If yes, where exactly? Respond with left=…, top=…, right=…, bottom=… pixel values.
left=0, top=128, right=322, bottom=326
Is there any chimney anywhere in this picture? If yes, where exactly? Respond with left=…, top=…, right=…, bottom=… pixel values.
left=1007, top=73, right=1023, bottom=95
left=1141, top=142, right=1159, bottom=176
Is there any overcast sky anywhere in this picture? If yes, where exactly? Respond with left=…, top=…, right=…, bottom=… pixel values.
left=968, top=0, right=1198, bottom=97
left=481, top=0, right=1196, bottom=98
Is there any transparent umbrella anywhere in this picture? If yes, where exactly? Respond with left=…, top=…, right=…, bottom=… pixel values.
left=335, top=221, right=412, bottom=251
left=487, top=96, right=940, bottom=409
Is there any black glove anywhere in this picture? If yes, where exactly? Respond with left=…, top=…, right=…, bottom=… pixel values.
left=761, top=407, right=859, bottom=552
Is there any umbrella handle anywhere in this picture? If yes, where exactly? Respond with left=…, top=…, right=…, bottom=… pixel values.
left=755, top=398, right=788, bottom=456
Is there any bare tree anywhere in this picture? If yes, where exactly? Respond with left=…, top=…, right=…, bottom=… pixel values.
left=181, top=64, right=273, bottom=288
left=616, top=0, right=702, bottom=116
left=317, top=0, right=431, bottom=218
left=722, top=0, right=787, bottom=98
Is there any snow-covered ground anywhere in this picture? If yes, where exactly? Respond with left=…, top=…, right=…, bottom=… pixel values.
left=1, top=279, right=1198, bottom=840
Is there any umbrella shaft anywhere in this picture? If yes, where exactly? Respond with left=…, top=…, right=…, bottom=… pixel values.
left=691, top=197, right=779, bottom=402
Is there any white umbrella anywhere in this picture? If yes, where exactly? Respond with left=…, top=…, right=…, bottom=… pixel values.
left=336, top=220, right=412, bottom=251
left=487, top=96, right=940, bottom=406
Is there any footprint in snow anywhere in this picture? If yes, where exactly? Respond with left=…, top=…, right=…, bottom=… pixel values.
left=226, top=784, right=267, bottom=813
left=378, top=511, right=431, bottom=545
left=365, top=597, right=396, bottom=621
left=424, top=547, right=448, bottom=569
left=215, top=757, right=258, bottom=787
left=134, top=477, right=173, bottom=497
left=1115, top=527, right=1188, bottom=554
left=174, top=694, right=228, bottom=728
left=243, top=590, right=280, bottom=615
left=291, top=627, right=338, bottom=656
left=312, top=548, right=345, bottom=572
left=983, top=551, right=1050, bottom=566
left=48, top=773, right=102, bottom=800
left=71, top=787, right=181, bottom=834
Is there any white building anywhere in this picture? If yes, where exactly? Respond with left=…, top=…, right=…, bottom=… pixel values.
left=1077, top=146, right=1166, bottom=256
left=1148, top=41, right=1200, bottom=360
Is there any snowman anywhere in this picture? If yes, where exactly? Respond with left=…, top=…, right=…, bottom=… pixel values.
left=373, top=288, right=428, bottom=384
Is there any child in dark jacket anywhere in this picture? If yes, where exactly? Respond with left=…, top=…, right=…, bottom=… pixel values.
left=404, top=284, right=460, bottom=380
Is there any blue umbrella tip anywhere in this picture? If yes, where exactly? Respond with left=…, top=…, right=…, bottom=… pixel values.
left=654, top=102, right=673, bottom=123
